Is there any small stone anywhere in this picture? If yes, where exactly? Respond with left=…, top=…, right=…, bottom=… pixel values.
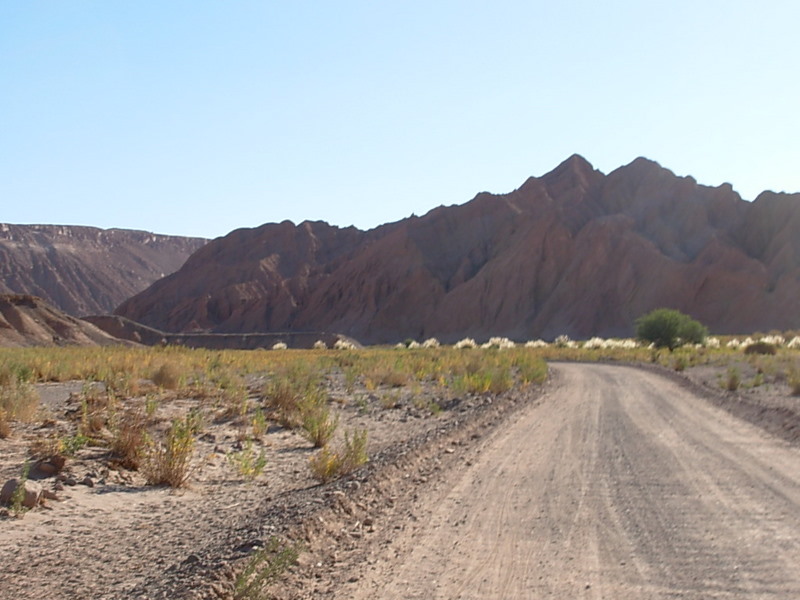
left=80, top=476, right=95, bottom=488
left=64, top=477, right=77, bottom=486
left=53, top=481, right=64, bottom=492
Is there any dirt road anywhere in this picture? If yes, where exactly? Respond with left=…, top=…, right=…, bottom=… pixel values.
left=339, top=363, right=800, bottom=599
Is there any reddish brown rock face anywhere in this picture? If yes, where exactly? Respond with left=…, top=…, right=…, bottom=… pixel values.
left=115, top=156, right=800, bottom=342
left=0, top=225, right=206, bottom=317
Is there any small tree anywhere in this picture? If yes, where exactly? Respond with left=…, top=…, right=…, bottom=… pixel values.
left=635, top=308, right=707, bottom=350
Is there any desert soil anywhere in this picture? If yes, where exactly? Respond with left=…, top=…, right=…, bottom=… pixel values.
left=2, top=362, right=800, bottom=599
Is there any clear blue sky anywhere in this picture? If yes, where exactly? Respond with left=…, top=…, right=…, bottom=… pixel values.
left=2, top=1, right=798, bottom=239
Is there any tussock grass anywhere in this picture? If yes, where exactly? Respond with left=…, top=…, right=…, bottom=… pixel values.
left=309, top=428, right=368, bottom=483
left=299, top=399, right=339, bottom=448
left=724, top=367, right=741, bottom=391
left=142, top=414, right=200, bottom=487
left=109, top=408, right=149, bottom=470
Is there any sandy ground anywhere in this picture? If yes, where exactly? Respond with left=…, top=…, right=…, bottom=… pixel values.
left=2, top=361, right=800, bottom=599
left=334, top=363, right=800, bottom=599
left=0, top=370, right=515, bottom=600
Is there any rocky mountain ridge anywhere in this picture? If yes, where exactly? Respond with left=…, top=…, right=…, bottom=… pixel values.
left=0, top=294, right=127, bottom=347
left=0, top=224, right=206, bottom=316
left=115, top=155, right=800, bottom=343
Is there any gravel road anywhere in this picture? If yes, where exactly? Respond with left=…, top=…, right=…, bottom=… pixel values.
left=340, top=363, right=800, bottom=599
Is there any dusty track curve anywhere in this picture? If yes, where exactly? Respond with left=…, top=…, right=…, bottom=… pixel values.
left=340, top=363, right=800, bottom=599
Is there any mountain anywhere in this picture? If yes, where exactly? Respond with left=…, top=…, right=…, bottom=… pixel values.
left=115, top=156, right=800, bottom=342
left=0, top=225, right=206, bottom=316
left=0, top=294, right=128, bottom=347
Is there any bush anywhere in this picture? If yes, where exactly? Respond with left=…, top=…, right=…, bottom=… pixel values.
left=152, top=363, right=181, bottom=390
left=743, top=341, right=777, bottom=355
left=635, top=308, right=707, bottom=350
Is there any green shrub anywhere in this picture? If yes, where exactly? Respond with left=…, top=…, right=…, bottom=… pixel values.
left=636, top=308, right=707, bottom=350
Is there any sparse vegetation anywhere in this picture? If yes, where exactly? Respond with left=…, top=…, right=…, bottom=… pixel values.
left=234, top=537, right=301, bottom=600
left=0, top=368, right=39, bottom=425
left=1, top=333, right=799, bottom=597
left=228, top=440, right=268, bottom=480
left=10, top=462, right=32, bottom=518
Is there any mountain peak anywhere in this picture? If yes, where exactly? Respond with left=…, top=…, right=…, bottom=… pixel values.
left=536, top=154, right=602, bottom=200
left=545, top=154, right=596, bottom=178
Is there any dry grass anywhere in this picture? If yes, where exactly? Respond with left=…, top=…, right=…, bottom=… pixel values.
left=0, top=371, right=39, bottom=423
left=309, top=427, right=368, bottom=483
left=789, top=367, right=800, bottom=396
left=724, top=367, right=741, bottom=391
left=109, top=408, right=149, bottom=470
left=299, top=400, right=339, bottom=448
left=0, top=409, right=9, bottom=438
left=141, top=414, right=199, bottom=487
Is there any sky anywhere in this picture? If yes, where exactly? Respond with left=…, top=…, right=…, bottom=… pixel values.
left=2, top=1, right=799, bottom=239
